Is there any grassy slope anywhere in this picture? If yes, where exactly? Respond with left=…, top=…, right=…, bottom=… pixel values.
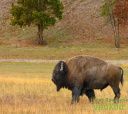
left=0, top=0, right=128, bottom=52
left=1, top=0, right=128, bottom=46
left=0, top=62, right=128, bottom=113
left=0, top=1, right=128, bottom=60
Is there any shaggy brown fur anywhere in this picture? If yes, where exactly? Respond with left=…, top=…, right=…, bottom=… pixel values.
left=52, top=56, right=123, bottom=104
left=66, top=56, right=107, bottom=87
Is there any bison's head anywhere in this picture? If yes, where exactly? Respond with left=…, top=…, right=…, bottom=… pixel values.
left=52, top=61, right=68, bottom=91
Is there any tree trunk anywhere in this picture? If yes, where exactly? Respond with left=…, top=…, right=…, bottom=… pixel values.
left=37, top=24, right=44, bottom=45
left=110, top=14, right=120, bottom=48
left=114, top=33, right=120, bottom=48
left=114, top=19, right=120, bottom=48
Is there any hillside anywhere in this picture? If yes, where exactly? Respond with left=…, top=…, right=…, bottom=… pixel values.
left=0, top=0, right=128, bottom=46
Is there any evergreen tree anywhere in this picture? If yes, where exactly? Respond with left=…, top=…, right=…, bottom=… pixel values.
left=11, top=0, right=63, bottom=45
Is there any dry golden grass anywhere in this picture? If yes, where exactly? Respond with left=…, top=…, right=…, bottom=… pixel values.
left=0, top=62, right=128, bottom=114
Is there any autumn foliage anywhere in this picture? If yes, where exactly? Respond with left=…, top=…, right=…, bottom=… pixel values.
left=114, top=0, right=128, bottom=25
left=101, top=0, right=128, bottom=48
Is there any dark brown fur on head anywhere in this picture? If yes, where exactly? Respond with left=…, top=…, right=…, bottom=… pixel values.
left=52, top=61, right=68, bottom=91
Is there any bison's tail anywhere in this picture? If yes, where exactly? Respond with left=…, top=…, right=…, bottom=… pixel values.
left=119, top=67, right=124, bottom=86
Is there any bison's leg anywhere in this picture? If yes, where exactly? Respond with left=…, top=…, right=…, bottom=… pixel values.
left=84, top=89, right=95, bottom=103
left=111, top=85, right=120, bottom=103
left=71, top=86, right=82, bottom=104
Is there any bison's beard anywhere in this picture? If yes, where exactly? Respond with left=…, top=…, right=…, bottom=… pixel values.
left=52, top=79, right=62, bottom=91
left=57, top=86, right=61, bottom=91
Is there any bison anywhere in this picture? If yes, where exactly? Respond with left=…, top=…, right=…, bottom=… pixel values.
left=52, top=56, right=123, bottom=104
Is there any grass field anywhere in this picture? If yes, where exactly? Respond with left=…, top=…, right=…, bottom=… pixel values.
left=0, top=62, right=128, bottom=114
left=0, top=43, right=128, bottom=60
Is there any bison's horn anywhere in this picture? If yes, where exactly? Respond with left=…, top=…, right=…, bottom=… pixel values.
left=60, top=62, right=64, bottom=71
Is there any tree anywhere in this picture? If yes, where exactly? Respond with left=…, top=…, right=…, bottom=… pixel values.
left=101, top=0, right=121, bottom=48
left=113, top=0, right=128, bottom=48
left=101, top=0, right=128, bottom=48
left=11, top=0, right=63, bottom=45
left=113, top=0, right=128, bottom=25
